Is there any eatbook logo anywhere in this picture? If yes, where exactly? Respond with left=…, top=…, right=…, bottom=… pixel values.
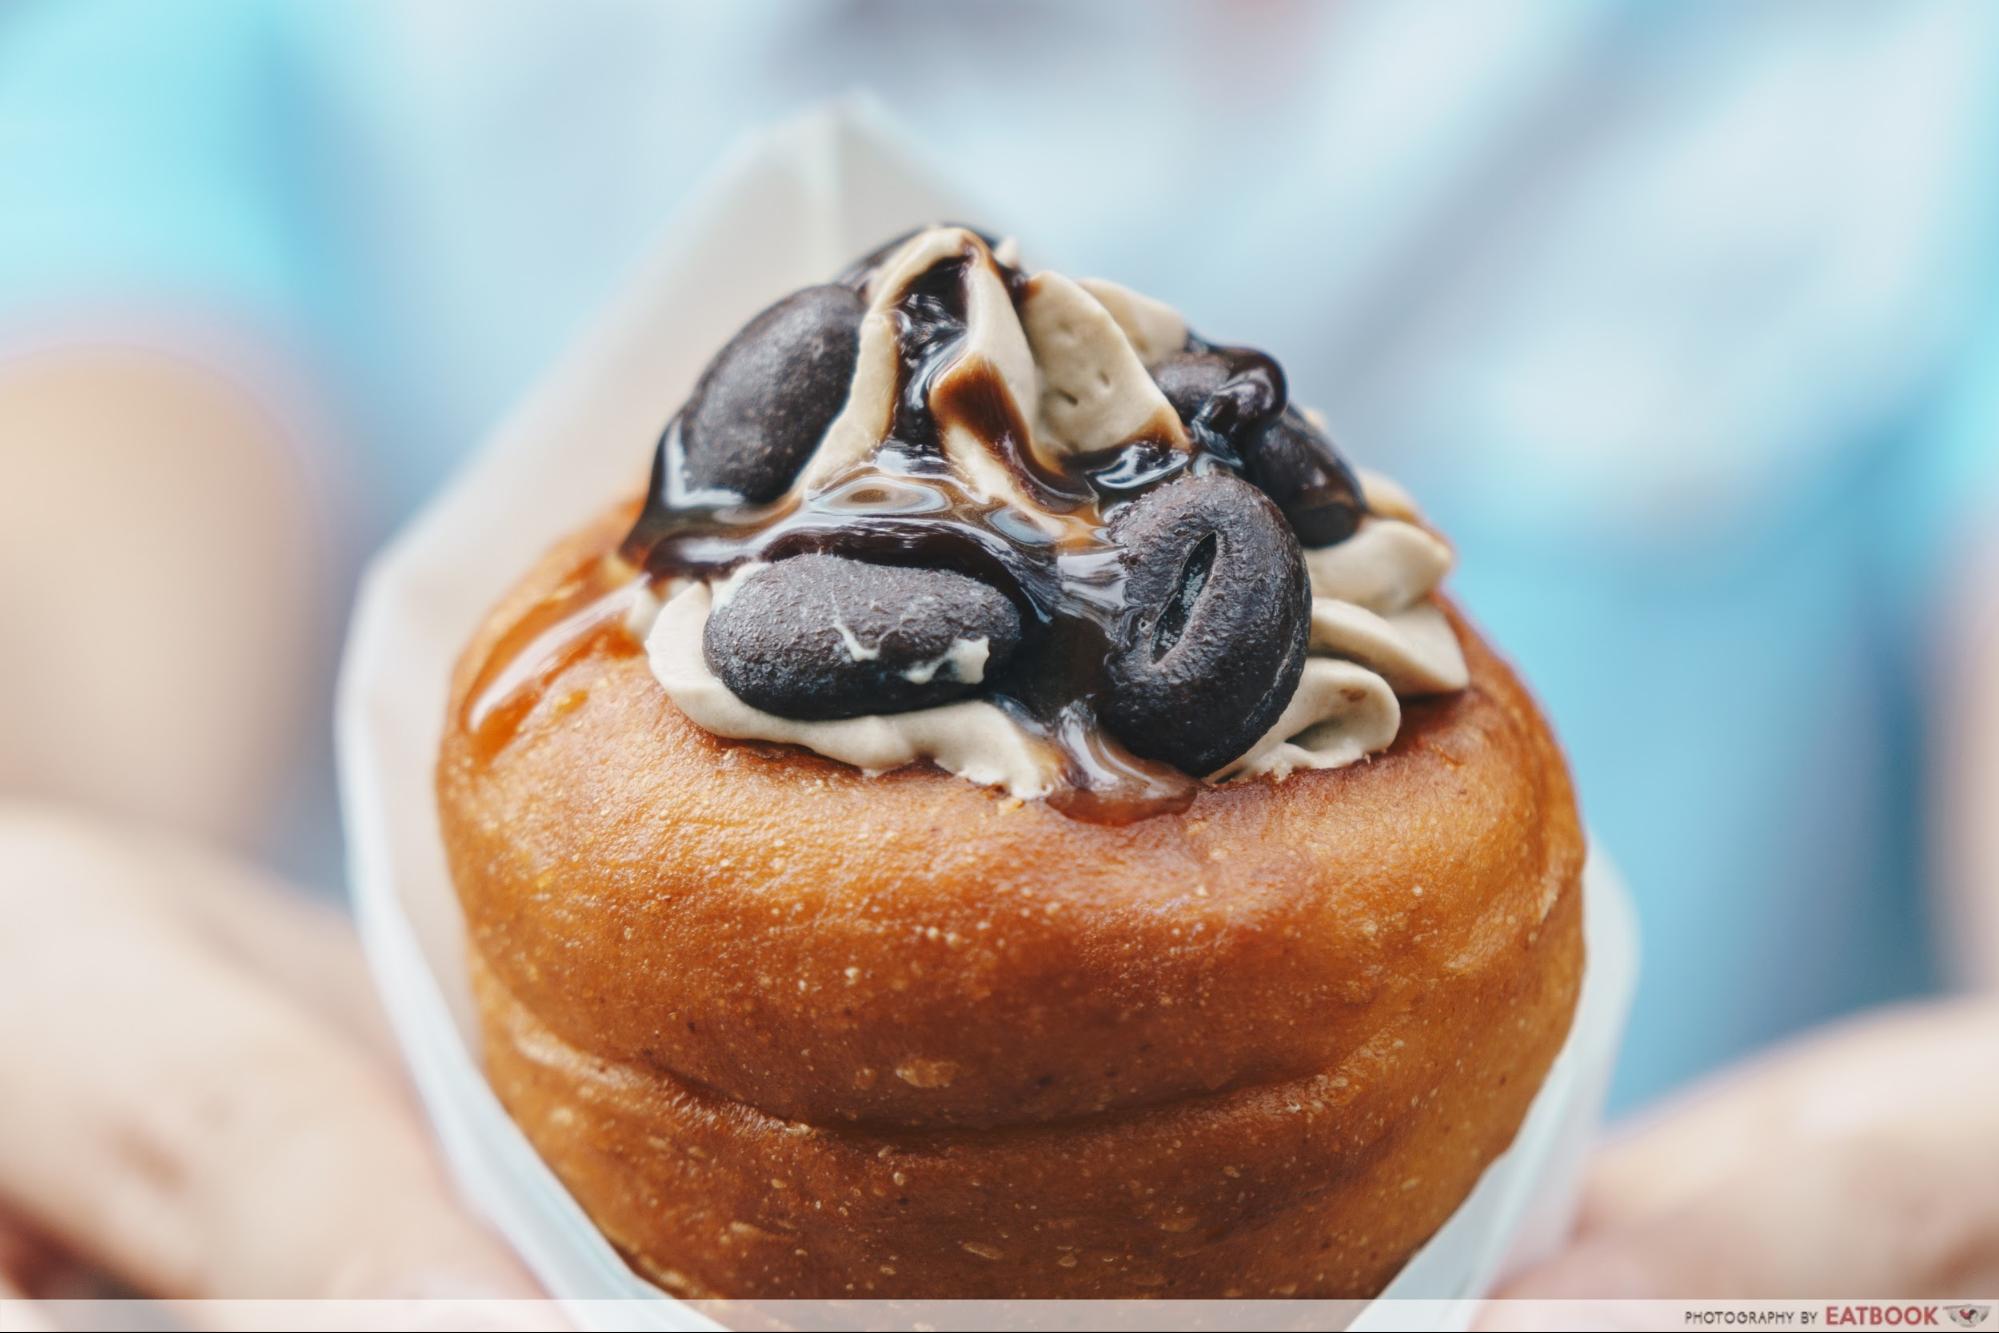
left=1948, top=1307, right=1991, bottom=1329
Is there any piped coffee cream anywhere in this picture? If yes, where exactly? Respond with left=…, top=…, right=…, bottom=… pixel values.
left=648, top=582, right=1065, bottom=798
left=608, top=226, right=1468, bottom=818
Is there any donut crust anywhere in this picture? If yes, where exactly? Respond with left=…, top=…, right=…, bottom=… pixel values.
left=438, top=504, right=1586, bottom=1298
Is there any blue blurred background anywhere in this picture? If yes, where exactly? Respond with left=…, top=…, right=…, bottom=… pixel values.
left=2, top=0, right=1996, bottom=1113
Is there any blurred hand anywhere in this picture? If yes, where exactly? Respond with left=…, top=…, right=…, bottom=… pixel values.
left=0, top=345, right=329, bottom=849
left=1481, top=998, right=1999, bottom=1321
left=0, top=803, right=544, bottom=1320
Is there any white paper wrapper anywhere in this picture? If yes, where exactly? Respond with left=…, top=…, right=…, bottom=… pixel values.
left=338, top=99, right=1638, bottom=1331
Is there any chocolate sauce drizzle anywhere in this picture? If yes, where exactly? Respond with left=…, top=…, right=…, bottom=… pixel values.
left=616, top=234, right=1303, bottom=821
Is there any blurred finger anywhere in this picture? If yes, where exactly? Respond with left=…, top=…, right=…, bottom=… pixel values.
left=1574, top=1000, right=1999, bottom=1232
left=0, top=800, right=388, bottom=1057
left=0, top=345, right=331, bottom=848
left=1486, top=999, right=1999, bottom=1310
left=0, top=809, right=540, bottom=1302
left=0, top=1208, right=79, bottom=1300
left=32, top=804, right=398, bottom=1058
left=1493, top=1130, right=1999, bottom=1306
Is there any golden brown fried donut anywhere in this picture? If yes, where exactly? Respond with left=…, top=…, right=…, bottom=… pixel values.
left=437, top=502, right=1585, bottom=1298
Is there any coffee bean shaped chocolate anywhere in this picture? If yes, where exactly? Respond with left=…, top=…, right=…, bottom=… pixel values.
left=1150, top=350, right=1233, bottom=424
left=679, top=285, right=865, bottom=503
left=1150, top=349, right=1286, bottom=450
left=704, top=554, right=1023, bottom=720
left=1102, top=473, right=1311, bottom=775
left=1241, top=410, right=1366, bottom=547
left=1151, top=352, right=1364, bottom=547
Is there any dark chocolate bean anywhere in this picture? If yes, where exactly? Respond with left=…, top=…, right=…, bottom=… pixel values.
left=678, top=285, right=865, bottom=503
left=1149, top=350, right=1233, bottom=426
left=1241, top=410, right=1366, bottom=547
left=1151, top=348, right=1286, bottom=448
left=1101, top=473, right=1310, bottom=775
left=1150, top=351, right=1364, bottom=547
left=704, top=554, right=1023, bottom=720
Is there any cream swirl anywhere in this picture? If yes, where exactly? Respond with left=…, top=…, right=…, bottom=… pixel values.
left=637, top=228, right=1467, bottom=801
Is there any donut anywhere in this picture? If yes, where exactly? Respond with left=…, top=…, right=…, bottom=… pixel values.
left=437, top=227, right=1585, bottom=1298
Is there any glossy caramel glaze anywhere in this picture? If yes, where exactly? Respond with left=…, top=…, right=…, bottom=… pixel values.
left=438, top=503, right=1585, bottom=1297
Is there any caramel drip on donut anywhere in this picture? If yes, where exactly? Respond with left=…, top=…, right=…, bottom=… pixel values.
left=462, top=555, right=642, bottom=766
